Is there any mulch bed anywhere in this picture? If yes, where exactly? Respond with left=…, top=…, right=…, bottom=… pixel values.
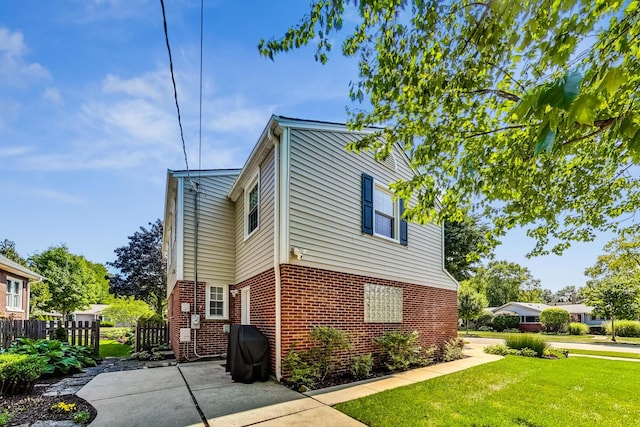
left=1, top=358, right=143, bottom=426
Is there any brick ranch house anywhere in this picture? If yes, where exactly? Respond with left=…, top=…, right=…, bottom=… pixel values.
left=1, top=254, right=44, bottom=320
left=162, top=116, right=459, bottom=379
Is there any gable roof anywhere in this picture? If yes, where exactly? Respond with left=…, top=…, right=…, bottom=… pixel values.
left=492, top=302, right=550, bottom=314
left=0, top=254, right=44, bottom=281
left=73, top=304, right=109, bottom=315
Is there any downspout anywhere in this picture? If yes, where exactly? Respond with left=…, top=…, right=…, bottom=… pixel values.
left=269, top=125, right=283, bottom=380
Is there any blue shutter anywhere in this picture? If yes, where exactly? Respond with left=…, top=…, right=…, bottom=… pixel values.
left=362, top=173, right=374, bottom=235
left=399, top=198, right=408, bottom=246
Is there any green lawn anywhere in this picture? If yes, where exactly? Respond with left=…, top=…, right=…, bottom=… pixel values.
left=336, top=356, right=640, bottom=427
left=99, top=339, right=131, bottom=358
left=459, top=330, right=640, bottom=344
left=566, top=348, right=640, bottom=359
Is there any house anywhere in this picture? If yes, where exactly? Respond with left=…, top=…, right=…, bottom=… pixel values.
left=69, top=304, right=108, bottom=323
left=491, top=302, right=602, bottom=332
left=0, top=254, right=44, bottom=320
left=163, top=116, right=459, bottom=379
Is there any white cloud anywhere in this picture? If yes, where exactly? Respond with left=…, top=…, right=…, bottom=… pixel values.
left=43, top=88, right=63, bottom=105
left=103, top=73, right=165, bottom=101
left=31, top=189, right=83, bottom=204
left=0, top=27, right=50, bottom=87
left=0, top=146, right=30, bottom=158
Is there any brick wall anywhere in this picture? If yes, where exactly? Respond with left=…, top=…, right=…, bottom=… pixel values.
left=279, top=264, right=457, bottom=373
left=0, top=270, right=30, bottom=320
left=168, top=280, right=229, bottom=362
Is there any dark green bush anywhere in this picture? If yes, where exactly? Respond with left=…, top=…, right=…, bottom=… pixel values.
left=309, top=326, right=351, bottom=382
left=54, top=326, right=68, bottom=341
left=349, top=354, right=373, bottom=380
left=373, top=330, right=434, bottom=371
left=442, top=338, right=464, bottom=362
left=7, top=338, right=98, bottom=376
left=568, top=322, right=589, bottom=335
left=505, top=334, right=549, bottom=357
left=99, top=321, right=115, bottom=328
left=493, top=314, right=520, bottom=331
left=282, top=346, right=318, bottom=390
left=476, top=310, right=495, bottom=328
left=0, top=353, right=47, bottom=396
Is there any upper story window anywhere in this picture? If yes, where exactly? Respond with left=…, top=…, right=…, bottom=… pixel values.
left=244, top=171, right=260, bottom=239
left=6, top=277, right=22, bottom=311
left=362, top=173, right=408, bottom=245
left=374, top=186, right=396, bottom=239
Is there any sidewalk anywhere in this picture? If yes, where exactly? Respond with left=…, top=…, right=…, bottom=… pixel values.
left=78, top=345, right=502, bottom=427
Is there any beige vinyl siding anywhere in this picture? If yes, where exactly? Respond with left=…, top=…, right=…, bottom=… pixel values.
left=235, top=147, right=275, bottom=283
left=288, top=128, right=457, bottom=290
left=166, top=179, right=179, bottom=296
left=183, top=174, right=237, bottom=285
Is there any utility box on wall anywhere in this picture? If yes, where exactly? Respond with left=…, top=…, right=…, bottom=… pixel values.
left=179, top=328, right=191, bottom=342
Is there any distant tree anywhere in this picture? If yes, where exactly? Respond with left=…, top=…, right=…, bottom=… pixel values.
left=444, top=216, right=490, bottom=281
left=108, top=220, right=166, bottom=316
left=552, top=285, right=582, bottom=303
left=581, top=280, right=640, bottom=342
left=519, top=279, right=544, bottom=303
left=0, top=239, right=27, bottom=266
left=457, top=285, right=486, bottom=335
left=540, top=307, right=570, bottom=333
left=102, top=296, right=154, bottom=326
left=29, top=246, right=92, bottom=316
left=82, top=261, right=111, bottom=304
left=466, top=261, right=539, bottom=307
left=585, top=232, right=640, bottom=285
left=540, top=288, right=554, bottom=304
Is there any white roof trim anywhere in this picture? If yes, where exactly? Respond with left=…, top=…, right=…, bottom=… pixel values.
left=0, top=255, right=44, bottom=281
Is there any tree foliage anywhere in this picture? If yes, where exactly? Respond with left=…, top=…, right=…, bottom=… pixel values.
left=0, top=239, right=27, bottom=266
left=457, top=285, right=487, bottom=335
left=29, top=246, right=92, bottom=316
left=465, top=260, right=539, bottom=307
left=581, top=280, right=640, bottom=341
left=108, top=219, right=166, bottom=316
left=444, top=216, right=490, bottom=281
left=260, top=0, right=640, bottom=256
left=584, top=231, right=640, bottom=285
left=102, top=296, right=154, bottom=326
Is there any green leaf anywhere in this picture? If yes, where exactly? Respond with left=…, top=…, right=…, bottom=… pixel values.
left=535, top=126, right=555, bottom=155
left=570, top=94, right=600, bottom=125
left=559, top=70, right=582, bottom=110
left=600, top=67, right=627, bottom=96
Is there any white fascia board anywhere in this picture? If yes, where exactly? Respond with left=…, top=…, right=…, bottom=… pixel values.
left=170, top=169, right=241, bottom=178
left=275, top=116, right=381, bottom=134
left=176, top=176, right=184, bottom=281
left=162, top=170, right=177, bottom=256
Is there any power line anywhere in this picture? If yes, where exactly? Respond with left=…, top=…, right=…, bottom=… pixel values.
left=159, top=0, right=191, bottom=179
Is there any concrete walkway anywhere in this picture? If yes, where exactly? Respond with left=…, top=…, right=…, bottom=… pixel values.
left=78, top=345, right=502, bottom=427
left=464, top=336, right=640, bottom=354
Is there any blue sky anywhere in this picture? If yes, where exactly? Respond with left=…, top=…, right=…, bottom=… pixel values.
left=1, top=0, right=612, bottom=291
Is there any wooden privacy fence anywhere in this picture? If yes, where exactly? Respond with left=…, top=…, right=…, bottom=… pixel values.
left=135, top=321, right=169, bottom=352
left=0, top=320, right=100, bottom=354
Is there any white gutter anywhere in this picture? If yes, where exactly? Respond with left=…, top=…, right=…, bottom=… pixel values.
left=271, top=124, right=283, bottom=380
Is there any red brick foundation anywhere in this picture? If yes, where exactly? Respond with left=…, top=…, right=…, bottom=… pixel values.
left=279, top=264, right=458, bottom=373
left=519, top=323, right=542, bottom=332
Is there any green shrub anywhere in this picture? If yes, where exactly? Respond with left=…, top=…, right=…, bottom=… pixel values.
left=476, top=310, right=494, bottom=328
left=373, top=330, right=433, bottom=371
left=309, top=326, right=351, bottom=382
left=483, top=344, right=519, bottom=356
left=540, top=308, right=570, bottom=333
left=505, top=334, right=549, bottom=357
left=101, top=327, right=133, bottom=343
left=7, top=338, right=98, bottom=376
left=605, top=320, right=640, bottom=337
left=100, top=321, right=115, bottom=328
left=283, top=346, right=318, bottom=390
left=0, top=353, right=47, bottom=396
left=0, top=409, right=10, bottom=426
left=442, top=338, right=464, bottom=362
left=544, top=348, right=569, bottom=358
left=493, top=314, right=520, bottom=331
left=54, top=326, right=68, bottom=341
left=477, top=325, right=493, bottom=331
left=520, top=348, right=537, bottom=357
left=349, top=354, right=373, bottom=379
left=568, top=322, right=590, bottom=335
left=74, top=410, right=91, bottom=425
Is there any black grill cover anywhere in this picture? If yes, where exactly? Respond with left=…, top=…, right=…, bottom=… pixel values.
left=226, top=325, right=270, bottom=383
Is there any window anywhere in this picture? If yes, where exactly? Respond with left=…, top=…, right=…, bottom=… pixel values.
left=244, top=171, right=260, bottom=238
left=364, top=284, right=403, bottom=323
left=206, top=285, right=228, bottom=319
left=523, top=316, right=539, bottom=323
left=6, top=277, right=22, bottom=311
left=361, top=173, right=408, bottom=245
left=374, top=186, right=396, bottom=239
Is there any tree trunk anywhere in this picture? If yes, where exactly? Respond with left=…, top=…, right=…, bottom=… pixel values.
left=611, top=315, right=616, bottom=342
left=465, top=319, right=469, bottom=336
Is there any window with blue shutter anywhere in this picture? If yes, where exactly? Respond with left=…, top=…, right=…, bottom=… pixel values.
left=362, top=173, right=374, bottom=234
left=399, top=198, right=408, bottom=246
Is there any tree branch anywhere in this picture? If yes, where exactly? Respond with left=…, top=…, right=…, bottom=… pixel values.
left=561, top=117, right=617, bottom=146
left=464, top=124, right=528, bottom=139
left=485, top=61, right=527, bottom=92
left=465, top=89, right=521, bottom=102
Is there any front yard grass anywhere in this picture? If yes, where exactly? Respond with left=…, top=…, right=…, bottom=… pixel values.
left=459, top=330, right=640, bottom=344
left=336, top=356, right=640, bottom=427
left=566, top=348, right=640, bottom=359
left=99, top=340, right=131, bottom=358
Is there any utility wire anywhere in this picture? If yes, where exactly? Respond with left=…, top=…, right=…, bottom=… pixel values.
left=160, top=0, right=191, bottom=179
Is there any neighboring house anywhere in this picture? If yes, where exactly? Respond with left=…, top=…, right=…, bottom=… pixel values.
left=163, top=116, right=459, bottom=379
left=69, top=304, right=108, bottom=323
left=0, top=254, right=44, bottom=320
left=492, top=302, right=602, bottom=332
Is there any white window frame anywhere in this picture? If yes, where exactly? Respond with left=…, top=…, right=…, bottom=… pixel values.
left=205, top=284, right=228, bottom=320
left=373, top=183, right=399, bottom=242
left=5, top=276, right=23, bottom=312
left=244, top=170, right=260, bottom=240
